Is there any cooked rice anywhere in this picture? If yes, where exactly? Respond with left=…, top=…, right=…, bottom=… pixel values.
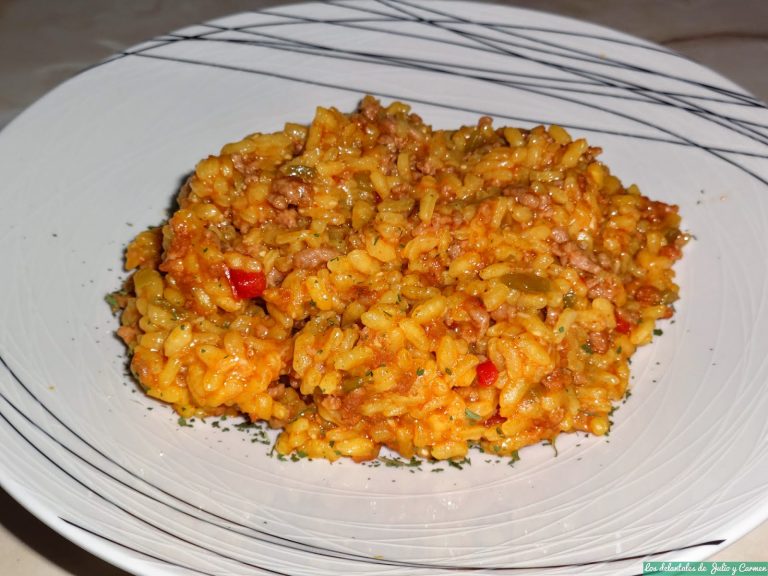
left=114, top=96, right=686, bottom=462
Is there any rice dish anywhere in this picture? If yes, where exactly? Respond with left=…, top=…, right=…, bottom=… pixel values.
left=113, top=97, right=686, bottom=462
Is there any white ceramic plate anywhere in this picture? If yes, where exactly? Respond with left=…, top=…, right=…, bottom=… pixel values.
left=1, top=2, right=767, bottom=575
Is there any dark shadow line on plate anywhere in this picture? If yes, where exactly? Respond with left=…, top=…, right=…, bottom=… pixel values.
left=213, top=7, right=682, bottom=62
left=186, top=28, right=607, bottom=88
left=478, top=25, right=768, bottom=134
left=372, top=0, right=768, bottom=145
left=124, top=40, right=768, bottom=187
left=0, top=313, right=728, bottom=573
left=177, top=23, right=768, bottom=141
left=256, top=4, right=761, bottom=110
left=54, top=5, right=768, bottom=168
left=164, top=24, right=747, bottom=118
left=366, top=0, right=768, bottom=153
left=362, top=0, right=762, bottom=107
left=324, top=0, right=682, bottom=57
left=61, top=514, right=726, bottom=574
left=195, top=4, right=768, bottom=150
left=0, top=488, right=131, bottom=576
left=0, top=352, right=447, bottom=568
left=366, top=0, right=768, bottom=182
left=0, top=386, right=297, bottom=576
left=59, top=517, right=219, bottom=576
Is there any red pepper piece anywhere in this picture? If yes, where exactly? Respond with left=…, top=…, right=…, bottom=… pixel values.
left=615, top=315, right=632, bottom=335
left=476, top=359, right=499, bottom=387
left=228, top=268, right=266, bottom=299
left=484, top=411, right=506, bottom=427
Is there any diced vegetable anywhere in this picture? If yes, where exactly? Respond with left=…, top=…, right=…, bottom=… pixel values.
left=285, top=164, right=317, bottom=180
left=484, top=411, right=506, bottom=426
left=615, top=315, right=632, bottom=334
left=476, top=359, right=499, bottom=387
left=228, top=269, right=266, bottom=299
left=341, top=376, right=364, bottom=393
left=501, top=272, right=550, bottom=293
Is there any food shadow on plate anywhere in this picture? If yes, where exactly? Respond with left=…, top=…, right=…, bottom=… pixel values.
left=164, top=171, right=193, bottom=221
